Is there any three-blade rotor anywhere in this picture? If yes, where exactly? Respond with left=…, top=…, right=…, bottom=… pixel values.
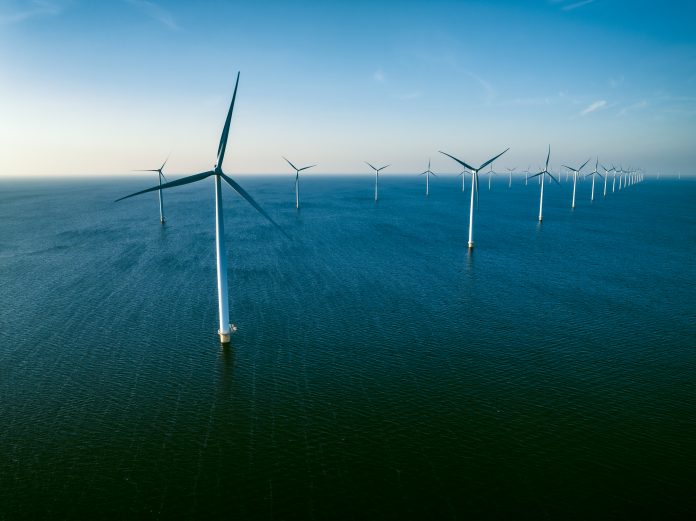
left=116, top=72, right=285, bottom=236
left=528, top=145, right=560, bottom=184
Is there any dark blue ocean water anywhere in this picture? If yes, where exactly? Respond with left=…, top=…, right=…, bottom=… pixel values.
left=1, top=175, right=694, bottom=519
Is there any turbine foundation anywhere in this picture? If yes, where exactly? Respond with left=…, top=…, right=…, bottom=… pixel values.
left=468, top=241, right=474, bottom=249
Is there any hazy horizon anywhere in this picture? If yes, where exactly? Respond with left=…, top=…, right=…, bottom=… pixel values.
left=1, top=0, right=695, bottom=177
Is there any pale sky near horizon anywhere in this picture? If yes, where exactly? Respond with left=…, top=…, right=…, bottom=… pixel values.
left=1, top=0, right=695, bottom=177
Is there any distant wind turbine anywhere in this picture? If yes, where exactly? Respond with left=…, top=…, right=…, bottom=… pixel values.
left=419, top=159, right=437, bottom=196
left=116, top=72, right=286, bottom=345
left=529, top=146, right=560, bottom=222
left=585, top=158, right=604, bottom=202
left=562, top=158, right=590, bottom=209
left=506, top=167, right=516, bottom=188
left=365, top=162, right=390, bottom=201
left=133, top=156, right=169, bottom=224
left=439, top=147, right=509, bottom=249
left=601, top=164, right=613, bottom=197
left=457, top=169, right=467, bottom=192
left=283, top=157, right=316, bottom=209
left=487, top=164, right=496, bottom=190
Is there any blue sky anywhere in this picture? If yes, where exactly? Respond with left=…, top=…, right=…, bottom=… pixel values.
left=1, top=0, right=695, bottom=176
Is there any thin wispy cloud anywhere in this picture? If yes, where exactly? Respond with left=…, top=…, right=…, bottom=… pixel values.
left=464, top=71, right=495, bottom=102
left=125, top=0, right=178, bottom=31
left=0, top=0, right=63, bottom=25
left=373, top=69, right=386, bottom=83
left=618, top=100, right=648, bottom=116
left=609, top=76, right=624, bottom=88
left=562, top=0, right=596, bottom=11
left=396, top=91, right=422, bottom=101
left=581, top=100, right=607, bottom=115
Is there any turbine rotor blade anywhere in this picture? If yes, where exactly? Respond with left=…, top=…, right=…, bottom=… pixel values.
left=216, top=71, right=241, bottom=170
left=133, top=169, right=160, bottom=172
left=115, top=171, right=214, bottom=202
left=283, top=156, right=299, bottom=171
left=365, top=161, right=378, bottom=171
left=439, top=151, right=475, bottom=172
left=579, top=158, right=590, bottom=171
left=220, top=173, right=289, bottom=239
left=478, top=147, right=510, bottom=171
left=547, top=172, right=560, bottom=185
left=545, top=145, right=551, bottom=171
left=528, top=172, right=543, bottom=179
left=298, top=164, right=317, bottom=171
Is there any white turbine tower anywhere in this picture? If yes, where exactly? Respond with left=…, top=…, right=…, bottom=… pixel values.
left=365, top=162, right=390, bottom=201
left=506, top=167, right=516, bottom=188
left=283, top=157, right=316, bottom=209
left=419, top=159, right=437, bottom=196
left=457, top=169, right=467, bottom=192
left=562, top=158, right=590, bottom=209
left=585, top=158, right=604, bottom=202
left=117, top=72, right=286, bottom=345
left=439, top=147, right=509, bottom=250
left=487, top=164, right=496, bottom=190
left=529, top=146, right=560, bottom=222
left=133, top=156, right=170, bottom=224
left=601, top=164, right=613, bottom=197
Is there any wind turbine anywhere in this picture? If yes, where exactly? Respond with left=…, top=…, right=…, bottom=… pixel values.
left=365, top=162, right=390, bottom=201
left=116, top=72, right=286, bottom=345
left=585, top=158, right=604, bottom=202
left=601, top=164, right=613, bottom=197
left=562, top=158, right=590, bottom=209
left=133, top=156, right=169, bottom=224
left=439, top=147, right=509, bottom=249
left=529, top=146, right=560, bottom=222
left=611, top=165, right=618, bottom=192
left=457, top=169, right=467, bottom=192
left=419, top=159, right=437, bottom=196
left=283, top=157, right=316, bottom=209
left=487, top=164, right=496, bottom=190
left=506, top=167, right=516, bottom=188
left=524, top=166, right=530, bottom=186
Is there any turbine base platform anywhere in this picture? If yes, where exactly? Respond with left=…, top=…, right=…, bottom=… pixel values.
left=218, top=324, right=238, bottom=344
left=467, top=241, right=474, bottom=249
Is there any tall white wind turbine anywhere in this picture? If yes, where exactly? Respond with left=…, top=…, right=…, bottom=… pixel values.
left=601, top=164, right=613, bottom=197
left=585, top=158, right=604, bottom=202
left=529, top=146, right=560, bottom=222
left=116, top=72, right=286, bottom=345
left=133, top=156, right=170, bottom=223
left=457, top=169, right=467, bottom=192
left=419, top=159, right=437, bottom=196
left=506, top=167, right=516, bottom=188
left=283, top=157, right=316, bottom=209
left=562, top=158, right=590, bottom=209
left=439, top=147, right=509, bottom=250
left=365, top=162, right=390, bottom=201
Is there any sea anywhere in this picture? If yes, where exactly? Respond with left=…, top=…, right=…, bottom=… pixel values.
left=1, top=174, right=694, bottom=519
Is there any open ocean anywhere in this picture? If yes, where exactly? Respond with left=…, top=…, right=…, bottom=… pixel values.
left=1, top=174, right=694, bottom=519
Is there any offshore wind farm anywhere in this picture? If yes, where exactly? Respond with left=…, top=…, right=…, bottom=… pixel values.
left=1, top=0, right=695, bottom=519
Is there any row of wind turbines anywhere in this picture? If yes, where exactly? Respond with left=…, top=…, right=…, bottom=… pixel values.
left=117, top=72, right=645, bottom=345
